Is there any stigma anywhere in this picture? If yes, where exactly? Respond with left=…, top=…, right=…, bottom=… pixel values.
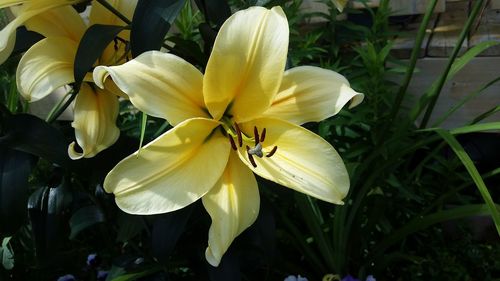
left=224, top=123, right=278, bottom=168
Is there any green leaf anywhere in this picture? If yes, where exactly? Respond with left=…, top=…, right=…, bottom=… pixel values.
left=1, top=237, right=14, bottom=270
left=0, top=148, right=31, bottom=236
left=69, top=205, right=105, bottom=239
left=370, top=204, right=497, bottom=260
left=74, top=24, right=126, bottom=86
left=411, top=39, right=500, bottom=123
left=152, top=205, right=193, bottom=263
left=0, top=114, right=70, bottom=166
left=108, top=267, right=161, bottom=281
left=194, top=0, right=231, bottom=27
left=435, top=129, right=500, bottom=235
left=130, top=0, right=186, bottom=57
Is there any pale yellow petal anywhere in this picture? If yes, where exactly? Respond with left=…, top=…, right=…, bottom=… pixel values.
left=90, top=0, right=137, bottom=65
left=238, top=118, right=349, bottom=204
left=202, top=152, right=259, bottom=267
left=203, top=6, right=288, bottom=122
left=104, top=118, right=231, bottom=215
left=68, top=83, right=119, bottom=159
left=89, top=0, right=137, bottom=27
left=16, top=37, right=77, bottom=102
left=331, top=0, right=348, bottom=12
left=23, top=5, right=85, bottom=42
left=262, top=66, right=364, bottom=125
left=0, top=0, right=83, bottom=63
left=94, top=51, right=210, bottom=125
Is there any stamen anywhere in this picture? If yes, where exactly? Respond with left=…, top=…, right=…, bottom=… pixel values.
left=234, top=123, right=242, bottom=147
left=228, top=135, right=237, bottom=150
left=266, top=146, right=278, bottom=157
left=253, top=127, right=260, bottom=146
left=246, top=146, right=258, bottom=168
left=260, top=128, right=266, bottom=142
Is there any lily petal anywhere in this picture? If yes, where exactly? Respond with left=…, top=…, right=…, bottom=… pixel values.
left=0, top=0, right=83, bottom=63
left=16, top=36, right=77, bottom=102
left=89, top=0, right=137, bottom=27
left=23, top=5, right=85, bottom=41
left=104, top=118, right=231, bottom=215
left=202, top=152, right=259, bottom=267
left=203, top=6, right=288, bottom=122
left=238, top=118, right=349, bottom=204
left=68, top=83, right=120, bottom=159
left=89, top=0, right=137, bottom=65
left=262, top=66, right=364, bottom=125
left=94, top=51, right=210, bottom=125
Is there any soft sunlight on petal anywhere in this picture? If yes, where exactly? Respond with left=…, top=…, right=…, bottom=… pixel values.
left=0, top=0, right=84, bottom=63
left=238, top=118, right=349, bottom=204
left=202, top=152, right=260, bottom=267
left=23, top=5, right=85, bottom=42
left=16, top=37, right=77, bottom=102
left=203, top=6, right=288, bottom=122
left=68, top=84, right=119, bottom=159
left=262, top=66, right=364, bottom=125
left=90, top=0, right=137, bottom=65
left=94, top=51, right=210, bottom=126
left=104, top=118, right=231, bottom=215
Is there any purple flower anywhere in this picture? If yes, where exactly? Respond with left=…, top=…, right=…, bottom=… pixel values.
left=341, top=275, right=360, bottom=281
left=365, top=276, right=376, bottom=281
left=97, top=270, right=108, bottom=281
left=284, top=275, right=308, bottom=281
left=57, top=274, right=76, bottom=281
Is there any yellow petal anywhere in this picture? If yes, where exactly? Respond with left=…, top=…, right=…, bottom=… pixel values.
left=16, top=37, right=77, bottom=102
left=104, top=118, right=231, bottom=215
left=202, top=152, right=259, bottom=267
left=0, top=0, right=83, bottom=63
left=238, top=118, right=349, bottom=204
left=68, top=83, right=120, bottom=159
left=89, top=0, right=137, bottom=65
left=94, top=51, right=210, bottom=125
left=331, top=0, right=349, bottom=12
left=89, top=0, right=137, bottom=27
left=23, top=5, right=85, bottom=41
left=203, top=6, right=288, bottom=122
left=262, top=66, right=364, bottom=125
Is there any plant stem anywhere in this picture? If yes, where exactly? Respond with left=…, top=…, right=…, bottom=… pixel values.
left=96, top=0, right=132, bottom=24
left=390, top=0, right=438, bottom=123
left=419, top=0, right=485, bottom=128
left=46, top=88, right=78, bottom=124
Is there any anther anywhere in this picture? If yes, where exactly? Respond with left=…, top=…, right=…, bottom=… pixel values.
left=266, top=146, right=278, bottom=157
left=260, top=128, right=266, bottom=142
left=253, top=127, right=259, bottom=146
left=246, top=146, right=258, bottom=168
left=234, top=123, right=242, bottom=147
left=228, top=135, right=237, bottom=150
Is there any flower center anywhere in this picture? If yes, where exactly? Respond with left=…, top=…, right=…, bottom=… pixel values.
left=221, top=118, right=278, bottom=168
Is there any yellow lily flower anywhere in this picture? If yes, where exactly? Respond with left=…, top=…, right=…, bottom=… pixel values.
left=93, top=6, right=363, bottom=266
left=331, top=0, right=349, bottom=12
left=15, top=0, right=137, bottom=159
left=0, top=0, right=85, bottom=63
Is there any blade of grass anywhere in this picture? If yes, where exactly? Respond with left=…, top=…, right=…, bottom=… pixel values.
left=365, top=204, right=498, bottom=266
left=418, top=0, right=487, bottom=128
left=436, top=128, right=500, bottom=235
left=432, top=76, right=500, bottom=127
left=295, top=194, right=337, bottom=272
left=470, top=106, right=500, bottom=125
left=137, top=112, right=148, bottom=156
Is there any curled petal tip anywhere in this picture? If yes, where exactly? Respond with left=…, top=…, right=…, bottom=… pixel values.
left=92, top=66, right=109, bottom=89
left=68, top=142, right=85, bottom=160
left=348, top=91, right=364, bottom=109
left=205, top=247, right=221, bottom=267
